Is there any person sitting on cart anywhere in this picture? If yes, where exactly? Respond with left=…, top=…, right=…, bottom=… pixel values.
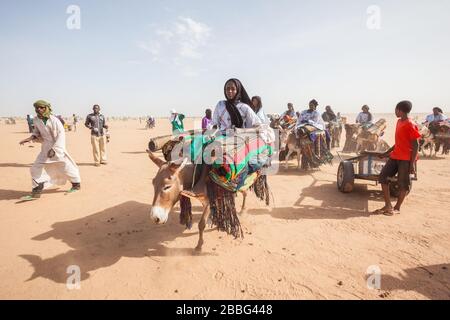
left=322, top=105, right=337, bottom=123
left=279, top=103, right=297, bottom=128
left=295, top=99, right=327, bottom=146
left=281, top=103, right=296, bottom=119
left=375, top=100, right=421, bottom=216
left=423, top=107, right=447, bottom=135
left=296, top=99, right=324, bottom=130
left=356, top=105, right=373, bottom=129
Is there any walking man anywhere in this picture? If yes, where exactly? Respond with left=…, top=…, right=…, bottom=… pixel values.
left=26, top=114, right=33, bottom=133
left=85, top=104, right=108, bottom=166
left=72, top=114, right=78, bottom=132
left=19, top=100, right=81, bottom=199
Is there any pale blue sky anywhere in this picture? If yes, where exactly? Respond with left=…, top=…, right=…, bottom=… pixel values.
left=1, top=0, right=449, bottom=117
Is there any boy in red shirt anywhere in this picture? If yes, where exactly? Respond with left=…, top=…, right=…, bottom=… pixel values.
left=375, top=100, right=421, bottom=216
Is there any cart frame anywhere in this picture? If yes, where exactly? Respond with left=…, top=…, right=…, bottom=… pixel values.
left=337, top=151, right=417, bottom=197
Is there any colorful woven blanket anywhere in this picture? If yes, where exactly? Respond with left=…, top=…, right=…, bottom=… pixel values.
left=165, top=131, right=273, bottom=192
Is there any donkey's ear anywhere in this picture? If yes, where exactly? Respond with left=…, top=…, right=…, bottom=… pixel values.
left=169, top=157, right=188, bottom=175
left=147, top=150, right=165, bottom=168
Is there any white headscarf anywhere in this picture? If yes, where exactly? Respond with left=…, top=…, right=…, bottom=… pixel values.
left=169, top=109, right=182, bottom=125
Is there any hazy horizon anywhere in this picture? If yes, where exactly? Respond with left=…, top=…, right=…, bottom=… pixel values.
left=1, top=0, right=449, bottom=117
left=1, top=112, right=433, bottom=121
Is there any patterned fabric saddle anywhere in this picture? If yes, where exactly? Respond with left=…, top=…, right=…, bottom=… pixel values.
left=162, top=130, right=273, bottom=192
left=296, top=124, right=333, bottom=169
left=170, top=130, right=273, bottom=239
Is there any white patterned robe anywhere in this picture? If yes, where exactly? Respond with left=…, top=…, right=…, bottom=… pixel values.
left=212, top=101, right=261, bottom=131
left=212, top=100, right=274, bottom=143
left=30, top=115, right=81, bottom=188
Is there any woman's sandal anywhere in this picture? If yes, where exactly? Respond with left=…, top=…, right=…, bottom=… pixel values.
left=180, top=190, right=200, bottom=199
left=374, top=208, right=394, bottom=216
left=20, top=195, right=38, bottom=201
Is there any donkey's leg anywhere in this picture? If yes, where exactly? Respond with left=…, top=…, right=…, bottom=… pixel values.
left=240, top=191, right=247, bottom=214
left=296, top=148, right=301, bottom=170
left=195, top=204, right=210, bottom=252
left=285, top=150, right=292, bottom=169
left=239, top=191, right=251, bottom=234
left=355, top=141, right=360, bottom=153
left=425, top=141, right=431, bottom=157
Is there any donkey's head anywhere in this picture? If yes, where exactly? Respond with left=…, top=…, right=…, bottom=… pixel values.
left=278, top=126, right=298, bottom=151
left=147, top=151, right=188, bottom=225
left=327, top=121, right=340, bottom=130
left=270, top=117, right=281, bottom=129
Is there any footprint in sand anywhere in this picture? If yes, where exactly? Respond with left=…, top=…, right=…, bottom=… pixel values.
left=214, top=271, right=224, bottom=281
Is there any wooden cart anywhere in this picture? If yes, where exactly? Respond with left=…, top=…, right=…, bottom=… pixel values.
left=337, top=151, right=416, bottom=197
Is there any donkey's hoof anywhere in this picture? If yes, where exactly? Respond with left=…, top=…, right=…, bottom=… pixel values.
left=194, top=246, right=202, bottom=254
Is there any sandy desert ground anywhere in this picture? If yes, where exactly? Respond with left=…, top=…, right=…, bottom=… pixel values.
left=0, top=114, right=449, bottom=300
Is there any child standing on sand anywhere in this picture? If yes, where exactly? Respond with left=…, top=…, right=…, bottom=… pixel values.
left=375, top=100, right=421, bottom=216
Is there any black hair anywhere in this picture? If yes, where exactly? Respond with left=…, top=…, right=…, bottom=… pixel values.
left=309, top=99, right=318, bottom=107
left=433, top=107, right=443, bottom=114
left=224, top=78, right=251, bottom=128
left=251, top=96, right=262, bottom=114
left=396, top=100, right=412, bottom=114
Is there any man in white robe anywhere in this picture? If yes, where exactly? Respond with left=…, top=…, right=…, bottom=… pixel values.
left=19, top=100, right=81, bottom=199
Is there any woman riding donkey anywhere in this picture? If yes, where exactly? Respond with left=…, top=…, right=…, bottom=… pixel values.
left=208, top=78, right=274, bottom=207
left=147, top=78, right=274, bottom=249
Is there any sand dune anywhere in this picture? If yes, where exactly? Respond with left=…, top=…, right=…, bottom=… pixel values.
left=0, top=115, right=448, bottom=299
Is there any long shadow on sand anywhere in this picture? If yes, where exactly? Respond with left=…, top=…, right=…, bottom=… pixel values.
left=417, top=156, right=447, bottom=161
left=0, top=163, right=32, bottom=168
left=249, top=178, right=384, bottom=220
left=274, top=150, right=347, bottom=176
left=377, top=263, right=450, bottom=299
left=274, top=167, right=319, bottom=176
left=0, top=189, right=67, bottom=201
left=75, top=163, right=98, bottom=167
left=19, top=201, right=214, bottom=284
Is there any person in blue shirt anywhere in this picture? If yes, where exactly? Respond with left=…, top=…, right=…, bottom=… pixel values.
left=296, top=99, right=324, bottom=130
left=424, top=107, right=447, bottom=135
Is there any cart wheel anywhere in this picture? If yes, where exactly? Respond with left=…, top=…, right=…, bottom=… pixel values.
left=389, top=180, right=412, bottom=198
left=337, top=161, right=355, bottom=193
